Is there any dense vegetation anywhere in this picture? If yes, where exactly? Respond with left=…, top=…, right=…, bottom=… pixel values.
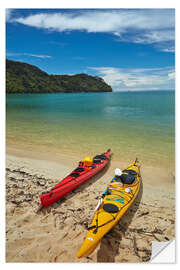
left=6, top=59, right=112, bottom=93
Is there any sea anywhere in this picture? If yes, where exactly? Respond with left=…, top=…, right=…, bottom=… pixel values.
left=6, top=91, right=175, bottom=169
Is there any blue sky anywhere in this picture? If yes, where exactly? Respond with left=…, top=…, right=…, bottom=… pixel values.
left=6, top=8, right=175, bottom=91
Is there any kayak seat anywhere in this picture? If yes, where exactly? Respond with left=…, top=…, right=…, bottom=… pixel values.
left=115, top=174, right=136, bottom=185
left=103, top=203, right=119, bottom=213
left=70, top=172, right=80, bottom=178
left=121, top=174, right=135, bottom=184
left=93, top=159, right=102, bottom=163
left=93, top=154, right=108, bottom=160
left=74, top=168, right=85, bottom=172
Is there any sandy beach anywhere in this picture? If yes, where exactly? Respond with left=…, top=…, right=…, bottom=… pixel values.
left=6, top=150, right=175, bottom=263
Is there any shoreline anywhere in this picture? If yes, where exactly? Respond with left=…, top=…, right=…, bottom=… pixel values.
left=6, top=141, right=175, bottom=173
left=6, top=150, right=175, bottom=262
left=6, top=90, right=112, bottom=94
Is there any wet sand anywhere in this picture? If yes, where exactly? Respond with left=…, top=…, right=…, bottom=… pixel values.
left=6, top=152, right=175, bottom=263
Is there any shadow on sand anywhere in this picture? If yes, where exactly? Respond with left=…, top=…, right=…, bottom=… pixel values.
left=96, top=173, right=143, bottom=262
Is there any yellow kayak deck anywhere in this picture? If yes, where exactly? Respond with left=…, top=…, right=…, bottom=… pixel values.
left=77, top=159, right=141, bottom=258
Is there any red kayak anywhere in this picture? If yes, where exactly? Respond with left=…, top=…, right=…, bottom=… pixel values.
left=40, top=149, right=111, bottom=207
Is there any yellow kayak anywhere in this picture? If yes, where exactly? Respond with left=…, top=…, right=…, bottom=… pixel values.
left=77, top=158, right=141, bottom=258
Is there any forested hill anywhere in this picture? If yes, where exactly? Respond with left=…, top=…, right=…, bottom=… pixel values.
left=6, top=59, right=112, bottom=93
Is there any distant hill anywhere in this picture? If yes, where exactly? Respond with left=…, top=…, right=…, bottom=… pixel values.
left=6, top=59, right=112, bottom=93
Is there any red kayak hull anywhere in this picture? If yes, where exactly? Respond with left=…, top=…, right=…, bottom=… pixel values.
left=40, top=150, right=110, bottom=207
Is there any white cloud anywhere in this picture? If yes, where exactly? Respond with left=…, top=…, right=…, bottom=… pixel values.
left=89, top=66, right=175, bottom=91
left=23, top=53, right=52, bottom=58
left=129, top=29, right=175, bottom=44
left=13, top=10, right=174, bottom=32
left=8, top=9, right=175, bottom=51
left=6, top=52, right=52, bottom=59
left=158, top=46, right=175, bottom=53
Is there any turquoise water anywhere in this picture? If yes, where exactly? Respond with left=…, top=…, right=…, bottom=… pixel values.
left=6, top=91, right=175, bottom=167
